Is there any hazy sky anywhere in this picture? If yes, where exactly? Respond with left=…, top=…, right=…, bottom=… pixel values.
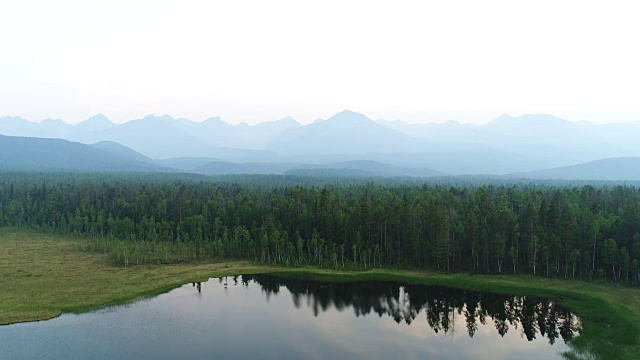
left=1, top=0, right=638, bottom=125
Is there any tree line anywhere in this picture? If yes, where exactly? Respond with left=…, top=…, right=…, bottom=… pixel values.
left=1, top=173, right=639, bottom=283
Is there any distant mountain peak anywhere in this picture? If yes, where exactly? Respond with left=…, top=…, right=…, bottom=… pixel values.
left=519, top=113, right=567, bottom=123
left=271, top=116, right=300, bottom=126
left=203, top=116, right=226, bottom=125
left=142, top=114, right=175, bottom=123
left=279, top=116, right=297, bottom=122
left=74, top=113, right=115, bottom=132
left=441, top=120, right=462, bottom=126
left=88, top=113, right=109, bottom=120
left=0, top=115, right=28, bottom=121
left=81, top=113, right=113, bottom=124
left=338, top=109, right=362, bottom=116
left=326, top=109, right=371, bottom=124
left=488, top=114, right=515, bottom=125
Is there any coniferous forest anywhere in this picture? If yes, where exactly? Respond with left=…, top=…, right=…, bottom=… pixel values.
left=1, top=172, right=639, bottom=284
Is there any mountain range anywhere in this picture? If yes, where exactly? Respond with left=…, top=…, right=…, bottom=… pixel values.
left=2, top=110, right=640, bottom=179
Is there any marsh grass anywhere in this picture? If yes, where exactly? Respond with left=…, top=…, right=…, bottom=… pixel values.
left=0, top=230, right=270, bottom=324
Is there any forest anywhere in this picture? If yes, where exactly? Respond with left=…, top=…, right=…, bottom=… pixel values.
left=1, top=172, right=639, bottom=283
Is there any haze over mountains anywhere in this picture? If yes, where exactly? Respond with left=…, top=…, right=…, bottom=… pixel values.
left=2, top=110, right=640, bottom=180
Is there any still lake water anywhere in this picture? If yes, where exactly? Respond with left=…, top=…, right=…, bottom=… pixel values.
left=1, top=275, right=580, bottom=360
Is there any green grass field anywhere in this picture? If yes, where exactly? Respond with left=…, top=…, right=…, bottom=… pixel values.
left=1, top=230, right=638, bottom=360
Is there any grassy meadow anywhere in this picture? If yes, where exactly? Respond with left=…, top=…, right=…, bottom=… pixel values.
left=0, top=231, right=273, bottom=325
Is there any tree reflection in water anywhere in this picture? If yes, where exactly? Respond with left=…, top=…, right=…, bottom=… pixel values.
left=242, top=274, right=581, bottom=345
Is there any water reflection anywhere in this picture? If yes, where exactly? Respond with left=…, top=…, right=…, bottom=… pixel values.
left=243, top=275, right=580, bottom=345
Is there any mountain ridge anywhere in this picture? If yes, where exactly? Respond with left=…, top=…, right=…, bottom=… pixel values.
left=519, top=157, right=640, bottom=180
left=3, top=110, right=640, bottom=177
left=0, top=134, right=169, bottom=172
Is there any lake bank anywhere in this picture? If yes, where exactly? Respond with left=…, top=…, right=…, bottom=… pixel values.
left=1, top=230, right=639, bottom=359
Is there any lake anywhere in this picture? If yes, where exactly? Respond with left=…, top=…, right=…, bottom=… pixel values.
left=0, top=275, right=580, bottom=359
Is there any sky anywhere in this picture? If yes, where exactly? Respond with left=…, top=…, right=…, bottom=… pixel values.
left=1, top=0, right=639, bottom=125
